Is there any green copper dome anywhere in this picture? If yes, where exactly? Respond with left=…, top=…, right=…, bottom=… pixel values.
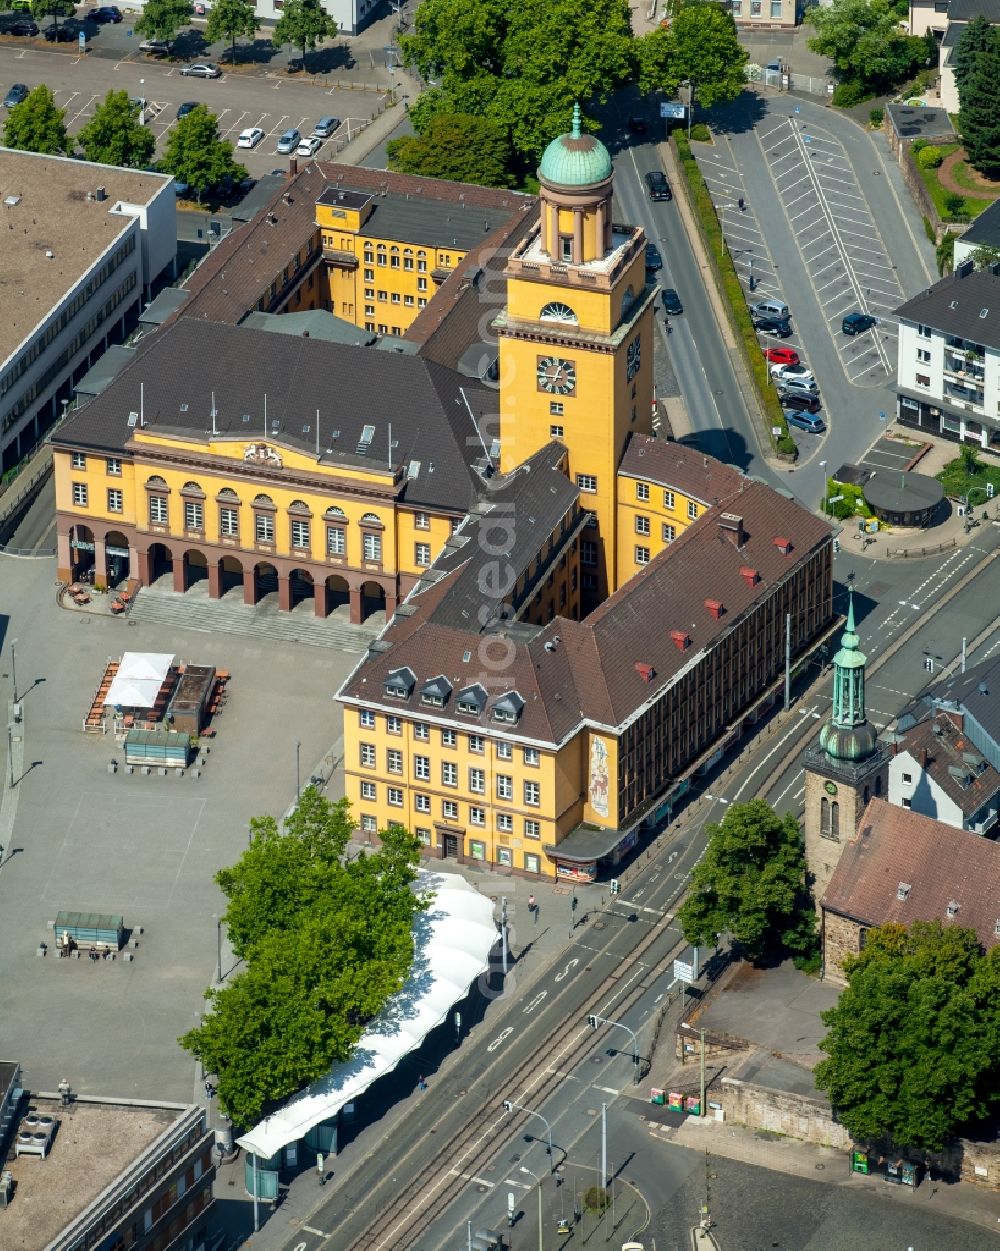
left=538, top=104, right=613, bottom=188
left=819, top=589, right=878, bottom=762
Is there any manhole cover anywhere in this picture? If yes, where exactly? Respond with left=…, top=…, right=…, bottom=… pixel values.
left=594, top=920, right=606, bottom=930
left=815, top=1163, right=825, bottom=1171
left=477, top=1184, right=489, bottom=1192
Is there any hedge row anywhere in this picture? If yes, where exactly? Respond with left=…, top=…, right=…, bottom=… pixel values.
left=672, top=133, right=788, bottom=450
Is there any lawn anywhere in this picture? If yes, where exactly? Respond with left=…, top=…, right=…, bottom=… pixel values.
left=914, top=143, right=997, bottom=222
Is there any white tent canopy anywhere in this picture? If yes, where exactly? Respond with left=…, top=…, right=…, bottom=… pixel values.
left=237, top=871, right=498, bottom=1160
left=103, top=652, right=174, bottom=709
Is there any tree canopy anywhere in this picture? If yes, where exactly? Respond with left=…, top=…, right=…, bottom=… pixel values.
left=77, top=91, right=156, bottom=169
left=271, top=0, right=337, bottom=72
left=134, top=0, right=193, bottom=44
left=205, top=0, right=259, bottom=64
left=635, top=7, right=747, bottom=109
left=806, top=0, right=925, bottom=93
left=180, top=790, right=426, bottom=1128
left=387, top=112, right=514, bottom=187
left=400, top=0, right=634, bottom=168
left=815, top=922, right=1000, bottom=1151
left=956, top=24, right=1000, bottom=178
left=3, top=85, right=70, bottom=156
left=953, top=14, right=995, bottom=100
left=29, top=0, right=73, bottom=30
left=159, top=103, right=246, bottom=200
left=676, top=799, right=817, bottom=963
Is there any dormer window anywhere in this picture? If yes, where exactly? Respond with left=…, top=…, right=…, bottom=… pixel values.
left=420, top=675, right=453, bottom=707
left=457, top=684, right=487, bottom=716
left=384, top=667, right=416, bottom=700
left=946, top=900, right=960, bottom=918
left=492, top=691, right=524, bottom=724
left=897, top=882, right=911, bottom=901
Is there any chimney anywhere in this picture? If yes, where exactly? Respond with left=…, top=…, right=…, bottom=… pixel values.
left=739, top=566, right=759, bottom=587
left=921, top=746, right=929, bottom=769
left=704, top=598, right=724, bottom=620
left=95, top=185, right=107, bottom=202
left=302, top=330, right=310, bottom=338
left=670, top=630, right=690, bottom=652
left=773, top=536, right=793, bottom=556
left=288, top=157, right=298, bottom=178
left=634, top=661, right=655, bottom=683
left=718, top=512, right=744, bottom=547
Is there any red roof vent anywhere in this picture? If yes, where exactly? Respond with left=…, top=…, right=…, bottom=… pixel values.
left=739, top=566, right=759, bottom=587
left=773, top=536, right=793, bottom=555
left=634, top=661, right=656, bottom=683
left=670, top=630, right=691, bottom=651
left=705, top=598, right=725, bottom=620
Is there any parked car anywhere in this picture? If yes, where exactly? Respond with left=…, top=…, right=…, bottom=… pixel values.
left=8, top=19, right=39, bottom=34
left=843, top=311, right=876, bottom=335
left=193, top=1, right=211, bottom=12
left=645, top=170, right=672, bottom=201
left=297, top=134, right=323, bottom=157
left=311, top=116, right=340, bottom=138
left=237, top=126, right=265, bottom=149
left=3, top=83, right=29, bottom=107
left=778, top=376, right=819, bottom=397
left=44, top=23, right=77, bottom=39
left=751, top=298, right=790, bottom=319
left=661, top=288, right=683, bottom=316
left=627, top=115, right=648, bottom=134
left=645, top=243, right=663, bottom=272
left=139, top=38, right=170, bottom=52
left=276, top=128, right=300, bottom=153
left=770, top=362, right=814, bottom=383
left=784, top=409, right=825, bottom=433
left=181, top=62, right=221, bottom=78
left=753, top=315, right=792, bottom=338
left=86, top=6, right=122, bottom=20
left=781, top=392, right=822, bottom=414
left=764, top=346, right=800, bottom=367
left=177, top=101, right=199, bottom=119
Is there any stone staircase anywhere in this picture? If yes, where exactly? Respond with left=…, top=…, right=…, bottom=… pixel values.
left=127, top=585, right=382, bottom=652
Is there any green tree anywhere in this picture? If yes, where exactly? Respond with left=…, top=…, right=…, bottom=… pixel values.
left=3, top=85, right=70, bottom=156
left=400, top=0, right=635, bottom=167
left=807, top=0, right=924, bottom=93
left=160, top=104, right=246, bottom=200
left=205, top=0, right=259, bottom=65
left=387, top=112, right=514, bottom=187
left=29, top=0, right=73, bottom=32
left=134, top=0, right=194, bottom=46
left=77, top=90, right=156, bottom=169
left=271, top=0, right=337, bottom=73
left=180, top=790, right=426, bottom=1128
left=954, top=15, right=995, bottom=103
left=676, top=799, right=816, bottom=963
left=959, top=42, right=1000, bottom=178
left=635, top=6, right=747, bottom=108
left=970, top=243, right=1000, bottom=268
left=935, top=231, right=955, bottom=276
left=815, top=923, right=1000, bottom=1151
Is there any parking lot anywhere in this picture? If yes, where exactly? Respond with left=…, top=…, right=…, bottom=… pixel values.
left=0, top=554, right=357, bottom=1101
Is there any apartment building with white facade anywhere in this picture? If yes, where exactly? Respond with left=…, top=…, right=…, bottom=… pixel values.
left=0, top=150, right=175, bottom=473
left=894, top=260, right=1000, bottom=451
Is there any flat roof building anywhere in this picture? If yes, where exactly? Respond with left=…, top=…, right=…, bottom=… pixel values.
left=0, top=149, right=175, bottom=471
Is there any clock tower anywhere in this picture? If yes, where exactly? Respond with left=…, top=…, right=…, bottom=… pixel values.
left=802, top=590, right=889, bottom=914
left=496, top=105, right=658, bottom=607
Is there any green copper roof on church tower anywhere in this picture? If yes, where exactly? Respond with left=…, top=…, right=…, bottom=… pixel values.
left=819, top=588, right=878, bottom=762
left=538, top=103, right=613, bottom=188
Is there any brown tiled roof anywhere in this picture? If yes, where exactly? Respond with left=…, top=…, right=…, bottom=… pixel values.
left=618, top=434, right=747, bottom=506
left=822, top=797, right=1000, bottom=951
left=896, top=714, right=1000, bottom=817
left=339, top=474, right=833, bottom=742
left=180, top=162, right=531, bottom=331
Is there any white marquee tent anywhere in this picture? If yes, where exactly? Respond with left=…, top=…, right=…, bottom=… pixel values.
left=103, top=652, right=174, bottom=709
left=237, top=871, right=498, bottom=1161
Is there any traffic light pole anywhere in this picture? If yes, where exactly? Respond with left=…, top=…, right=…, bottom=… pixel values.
left=502, top=1098, right=555, bottom=1171
left=586, top=1012, right=642, bottom=1084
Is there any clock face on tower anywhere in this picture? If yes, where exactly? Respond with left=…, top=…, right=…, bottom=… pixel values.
left=626, top=335, right=641, bottom=381
left=537, top=355, right=577, bottom=396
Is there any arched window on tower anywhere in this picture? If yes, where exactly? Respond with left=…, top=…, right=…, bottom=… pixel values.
left=875, top=775, right=883, bottom=797
left=831, top=801, right=840, bottom=838
left=539, top=301, right=578, bottom=325
left=820, top=796, right=831, bottom=838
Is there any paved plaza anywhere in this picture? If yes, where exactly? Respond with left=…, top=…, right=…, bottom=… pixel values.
left=0, top=552, right=360, bottom=1101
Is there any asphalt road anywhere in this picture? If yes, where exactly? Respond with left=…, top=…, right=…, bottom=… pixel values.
left=252, top=533, right=1000, bottom=1251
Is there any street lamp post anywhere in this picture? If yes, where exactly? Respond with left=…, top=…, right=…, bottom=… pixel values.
left=519, top=1165, right=544, bottom=1251
left=10, top=638, right=17, bottom=705
left=502, top=1099, right=554, bottom=1170
left=295, top=739, right=301, bottom=802
left=683, top=79, right=695, bottom=140
left=586, top=1012, right=642, bottom=1084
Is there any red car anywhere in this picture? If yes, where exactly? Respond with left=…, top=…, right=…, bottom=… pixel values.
left=764, top=346, right=800, bottom=367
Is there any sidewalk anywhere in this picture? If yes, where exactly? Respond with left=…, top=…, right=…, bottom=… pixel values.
left=663, top=1116, right=1000, bottom=1235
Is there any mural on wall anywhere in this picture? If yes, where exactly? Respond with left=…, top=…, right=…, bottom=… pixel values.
left=589, top=736, right=609, bottom=819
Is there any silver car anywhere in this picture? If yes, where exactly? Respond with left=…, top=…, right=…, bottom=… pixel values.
left=779, top=376, right=819, bottom=397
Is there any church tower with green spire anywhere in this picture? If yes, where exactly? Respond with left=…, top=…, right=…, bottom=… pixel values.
left=803, top=589, right=889, bottom=916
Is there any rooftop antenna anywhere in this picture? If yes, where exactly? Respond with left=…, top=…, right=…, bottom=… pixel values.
left=388, top=422, right=392, bottom=466
left=460, top=386, right=493, bottom=469
left=316, top=408, right=320, bottom=456
left=263, top=393, right=267, bottom=439
left=139, top=382, right=145, bottom=428
left=211, top=391, right=218, bottom=437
